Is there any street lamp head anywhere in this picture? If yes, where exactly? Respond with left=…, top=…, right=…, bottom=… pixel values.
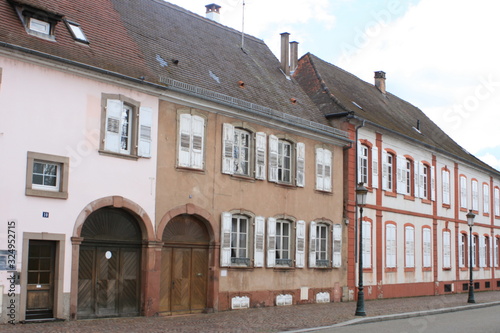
left=356, top=182, right=368, bottom=206
left=466, top=209, right=475, bottom=227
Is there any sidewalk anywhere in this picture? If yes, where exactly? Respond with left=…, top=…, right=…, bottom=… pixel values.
left=2, top=291, right=500, bottom=333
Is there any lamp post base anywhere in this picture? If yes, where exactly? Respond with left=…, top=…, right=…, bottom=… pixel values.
left=355, top=290, right=366, bottom=316
left=467, top=285, right=475, bottom=304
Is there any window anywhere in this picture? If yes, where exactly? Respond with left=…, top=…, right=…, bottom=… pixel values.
left=332, top=224, right=342, bottom=267
left=358, top=144, right=368, bottom=185
left=267, top=218, right=301, bottom=267
left=472, top=234, right=478, bottom=267
left=396, top=156, right=411, bottom=195
left=472, top=179, right=479, bottom=211
left=405, top=225, right=415, bottom=268
left=483, top=183, right=490, bottom=214
left=362, top=221, right=372, bottom=268
left=178, top=112, right=205, bottom=169
left=26, top=152, right=69, bottom=199
left=418, top=163, right=433, bottom=200
left=385, top=223, right=397, bottom=268
left=268, top=135, right=304, bottom=186
left=220, top=212, right=264, bottom=267
left=479, top=235, right=489, bottom=268
left=495, top=237, right=500, bottom=268
left=14, top=6, right=63, bottom=40
left=495, top=187, right=500, bottom=216
left=65, top=20, right=88, bottom=43
left=382, top=151, right=395, bottom=191
left=459, top=233, right=467, bottom=268
left=442, top=169, right=451, bottom=205
left=100, top=94, right=152, bottom=158
left=276, top=220, right=291, bottom=265
left=443, top=230, right=451, bottom=269
left=310, top=223, right=328, bottom=267
left=29, top=17, right=51, bottom=34
left=222, top=124, right=253, bottom=177
left=316, top=147, right=332, bottom=191
left=422, top=227, right=432, bottom=268
left=405, top=159, right=414, bottom=195
left=460, top=176, right=468, bottom=209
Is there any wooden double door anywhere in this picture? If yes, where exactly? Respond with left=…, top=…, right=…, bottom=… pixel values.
left=160, top=214, right=210, bottom=314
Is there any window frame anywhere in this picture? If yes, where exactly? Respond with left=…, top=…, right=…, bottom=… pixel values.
left=268, top=135, right=304, bottom=187
left=459, top=232, right=467, bottom=268
left=176, top=109, right=206, bottom=170
left=494, top=187, right=500, bottom=217
left=275, top=219, right=293, bottom=266
left=316, top=147, right=332, bottom=192
left=26, top=152, right=69, bottom=199
left=405, top=157, right=414, bottom=196
left=442, top=168, right=451, bottom=206
left=362, top=220, right=372, bottom=269
left=483, top=183, right=490, bottom=215
left=460, top=175, right=468, bottom=210
left=222, top=123, right=254, bottom=177
left=64, top=20, right=89, bottom=43
left=471, top=179, right=479, bottom=212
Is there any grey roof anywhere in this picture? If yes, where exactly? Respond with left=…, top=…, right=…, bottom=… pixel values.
left=294, top=53, right=499, bottom=175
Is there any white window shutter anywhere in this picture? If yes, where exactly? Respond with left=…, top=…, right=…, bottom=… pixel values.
left=479, top=236, right=486, bottom=267
left=268, top=135, right=278, bottom=182
left=459, top=233, right=464, bottom=268
left=333, top=224, right=342, bottom=267
left=396, top=155, right=406, bottom=194
left=255, top=132, right=267, bottom=180
left=191, top=115, right=205, bottom=169
left=414, top=160, right=419, bottom=197
left=495, top=188, right=500, bottom=216
left=267, top=217, right=276, bottom=267
left=382, top=150, right=389, bottom=191
left=405, top=227, right=414, bottom=267
left=443, top=231, right=451, bottom=268
left=418, top=162, right=425, bottom=198
left=423, top=228, right=431, bottom=267
left=363, top=221, right=371, bottom=268
left=484, top=184, right=490, bottom=214
left=315, top=148, right=324, bottom=191
left=431, top=166, right=436, bottom=201
left=371, top=146, right=378, bottom=188
left=324, top=149, right=332, bottom=192
left=309, top=221, right=317, bottom=268
left=472, top=180, right=479, bottom=211
left=460, top=176, right=467, bottom=208
left=138, top=107, right=153, bottom=157
left=296, top=220, right=305, bottom=268
left=357, top=141, right=362, bottom=184
left=178, top=114, right=192, bottom=167
left=104, top=99, right=123, bottom=153
left=254, top=216, right=265, bottom=267
left=296, top=142, right=305, bottom=187
left=220, top=212, right=232, bottom=267
left=222, top=123, right=235, bottom=174
left=442, top=170, right=450, bottom=205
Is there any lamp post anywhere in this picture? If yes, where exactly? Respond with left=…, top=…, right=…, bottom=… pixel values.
left=355, top=182, right=368, bottom=316
left=466, top=209, right=476, bottom=304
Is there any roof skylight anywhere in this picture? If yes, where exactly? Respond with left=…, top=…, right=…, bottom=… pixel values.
left=65, top=21, right=88, bottom=43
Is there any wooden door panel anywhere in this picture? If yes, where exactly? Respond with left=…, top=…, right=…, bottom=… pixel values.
left=96, top=249, right=118, bottom=316
left=191, top=248, right=208, bottom=311
left=120, top=249, right=140, bottom=314
left=171, top=248, right=191, bottom=312
left=159, top=247, right=172, bottom=312
left=77, top=247, right=95, bottom=317
left=26, top=241, right=55, bottom=319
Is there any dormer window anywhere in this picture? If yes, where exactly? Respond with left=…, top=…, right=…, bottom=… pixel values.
left=28, top=17, right=51, bottom=34
left=11, top=2, right=63, bottom=40
left=65, top=21, right=88, bottom=43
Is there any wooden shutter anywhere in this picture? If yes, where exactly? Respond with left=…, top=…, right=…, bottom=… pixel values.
left=309, top=221, right=317, bottom=268
left=324, top=149, right=332, bottom=192
left=405, top=226, right=414, bottom=268
left=296, top=143, right=305, bottom=187
left=396, top=155, right=406, bottom=194
left=178, top=114, right=192, bottom=167
left=442, top=170, right=450, bottom=205
left=138, top=107, right=153, bottom=157
left=371, top=146, right=379, bottom=188
left=423, top=228, right=431, bottom=267
left=104, top=99, right=123, bottom=153
left=414, top=160, right=419, bottom=197
left=267, top=217, right=276, bottom=267
left=495, top=188, right=500, bottom=216
left=431, top=166, right=436, bottom=201
left=418, top=162, right=425, bottom=198
left=443, top=231, right=451, bottom=268
left=254, top=216, right=265, bottom=267
left=472, top=180, right=479, bottom=211
left=191, top=115, right=205, bottom=169
left=296, top=220, right=305, bottom=268
left=315, top=148, right=324, bottom=191
left=362, top=221, right=371, bottom=268
left=332, top=224, right=342, bottom=267
left=357, top=141, right=362, bottom=184
left=479, top=236, right=486, bottom=267
left=386, top=224, right=396, bottom=268
left=460, top=176, right=467, bottom=208
left=222, top=123, right=235, bottom=174
left=484, top=184, right=490, bottom=214
left=268, top=135, right=278, bottom=182
left=255, top=132, right=266, bottom=180
left=220, top=212, right=232, bottom=267
left=382, top=150, right=389, bottom=190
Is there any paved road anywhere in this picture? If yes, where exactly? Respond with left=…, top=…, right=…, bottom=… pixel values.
left=309, top=304, right=500, bottom=333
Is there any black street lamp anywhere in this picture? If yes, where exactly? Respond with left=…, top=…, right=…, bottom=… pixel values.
left=355, top=182, right=368, bottom=316
left=466, top=209, right=476, bottom=304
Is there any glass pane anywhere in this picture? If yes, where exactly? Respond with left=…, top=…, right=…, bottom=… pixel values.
left=28, top=258, right=39, bottom=270
left=39, top=258, right=51, bottom=270
left=239, top=249, right=246, bottom=258
left=33, top=162, right=44, bottom=174
left=239, top=234, right=247, bottom=247
left=28, top=272, right=38, bottom=284
left=39, top=272, right=50, bottom=284
left=32, top=174, right=43, bottom=185
left=232, top=218, right=238, bottom=232
left=44, top=175, right=57, bottom=186
left=283, top=223, right=289, bottom=236
left=44, top=164, right=57, bottom=176
left=283, top=237, right=289, bottom=250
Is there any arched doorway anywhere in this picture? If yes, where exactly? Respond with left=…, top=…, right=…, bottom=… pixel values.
left=77, top=207, right=142, bottom=319
left=160, top=214, right=210, bottom=314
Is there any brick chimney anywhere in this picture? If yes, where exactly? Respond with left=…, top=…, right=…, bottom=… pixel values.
left=374, top=71, right=386, bottom=94
left=205, top=3, right=221, bottom=22
left=290, top=41, right=299, bottom=74
left=280, top=32, right=291, bottom=76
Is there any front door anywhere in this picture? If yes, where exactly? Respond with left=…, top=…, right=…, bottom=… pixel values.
left=26, top=241, right=55, bottom=320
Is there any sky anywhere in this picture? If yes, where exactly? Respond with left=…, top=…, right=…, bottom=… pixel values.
left=165, top=0, right=500, bottom=171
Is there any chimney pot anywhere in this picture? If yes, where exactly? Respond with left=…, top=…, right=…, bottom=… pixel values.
left=205, top=3, right=221, bottom=22
left=280, top=33, right=290, bottom=76
left=374, top=71, right=386, bottom=94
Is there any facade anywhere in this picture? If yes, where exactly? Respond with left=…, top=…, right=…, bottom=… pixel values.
left=294, top=53, right=500, bottom=300
left=0, top=0, right=350, bottom=323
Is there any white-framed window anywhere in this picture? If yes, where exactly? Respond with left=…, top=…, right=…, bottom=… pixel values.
left=316, top=147, right=332, bottom=192
left=26, top=152, right=69, bottom=199
left=495, top=237, right=500, bottom=267
left=358, top=143, right=368, bottom=185
left=479, top=235, right=487, bottom=268
left=459, top=233, right=466, bottom=268
left=495, top=187, right=500, bottom=216
left=405, top=226, right=415, bottom=268
left=386, top=224, right=397, bottom=268
left=65, top=20, right=88, bottom=43
left=483, top=183, right=490, bottom=214
left=442, top=169, right=451, bottom=205
left=460, top=176, right=467, bottom=209
left=472, top=180, right=479, bottom=211
left=362, top=221, right=372, bottom=268
left=101, top=94, right=152, bottom=158
left=423, top=227, right=432, bottom=268
left=267, top=218, right=300, bottom=268
left=382, top=151, right=394, bottom=191
left=310, top=223, right=328, bottom=267
left=443, top=230, right=451, bottom=269
left=29, top=17, right=51, bottom=34
left=222, top=124, right=252, bottom=177
left=268, top=135, right=304, bottom=186
left=178, top=113, right=205, bottom=169
left=220, top=212, right=264, bottom=267
left=472, top=234, right=478, bottom=267
left=405, top=159, right=413, bottom=195
left=276, top=219, right=291, bottom=265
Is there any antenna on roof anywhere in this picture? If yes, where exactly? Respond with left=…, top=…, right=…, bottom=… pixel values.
left=241, top=0, right=246, bottom=49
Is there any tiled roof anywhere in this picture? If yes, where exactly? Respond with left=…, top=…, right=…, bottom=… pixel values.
left=0, top=0, right=328, bottom=127
left=295, top=53, right=499, bottom=174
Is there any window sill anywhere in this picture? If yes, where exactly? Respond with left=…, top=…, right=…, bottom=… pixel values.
left=230, top=174, right=255, bottom=182
left=404, top=195, right=415, bottom=201
left=273, top=266, right=295, bottom=271
left=26, top=188, right=68, bottom=200
left=362, top=268, right=373, bottom=273
left=459, top=267, right=468, bottom=271
left=442, top=267, right=452, bottom=271
left=99, top=150, right=139, bottom=160
left=384, top=191, right=397, bottom=198
left=421, top=199, right=432, bottom=205
left=314, top=189, right=333, bottom=195
left=227, top=266, right=254, bottom=271
left=460, top=207, right=468, bottom=212
left=442, top=204, right=451, bottom=209
left=385, top=267, right=397, bottom=272
left=422, top=267, right=432, bottom=272
left=312, top=266, right=333, bottom=270
left=176, top=166, right=206, bottom=174
left=404, top=267, right=415, bottom=272
left=483, top=213, right=490, bottom=217
left=272, top=182, right=297, bottom=190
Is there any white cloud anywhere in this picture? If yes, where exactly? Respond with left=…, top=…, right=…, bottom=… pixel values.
left=478, top=153, right=500, bottom=171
